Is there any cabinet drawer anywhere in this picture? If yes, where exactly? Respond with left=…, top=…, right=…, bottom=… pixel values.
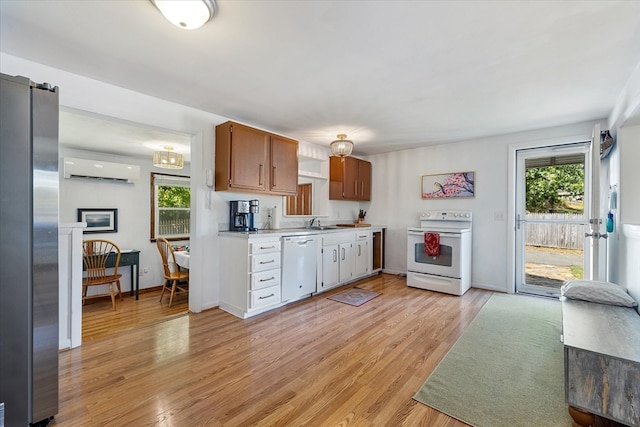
left=251, top=252, right=281, bottom=272
left=355, top=231, right=370, bottom=240
left=250, top=285, right=281, bottom=309
left=250, top=240, right=281, bottom=255
left=251, top=269, right=281, bottom=290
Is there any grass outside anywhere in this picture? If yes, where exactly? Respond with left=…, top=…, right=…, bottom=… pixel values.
left=525, top=245, right=583, bottom=287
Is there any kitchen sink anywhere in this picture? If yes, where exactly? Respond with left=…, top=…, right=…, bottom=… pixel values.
left=307, top=226, right=338, bottom=230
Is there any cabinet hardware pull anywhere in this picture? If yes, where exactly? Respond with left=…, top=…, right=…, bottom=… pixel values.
left=260, top=245, right=276, bottom=249
left=259, top=277, right=275, bottom=282
left=333, top=249, right=337, bottom=262
left=354, top=180, right=357, bottom=195
left=259, top=293, right=275, bottom=299
left=358, top=245, right=361, bottom=256
left=361, top=181, right=364, bottom=196
left=272, top=166, right=277, bottom=186
left=259, top=260, right=275, bottom=264
left=341, top=247, right=345, bottom=260
left=259, top=164, right=264, bottom=185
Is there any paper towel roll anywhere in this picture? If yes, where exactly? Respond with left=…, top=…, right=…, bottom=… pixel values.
left=272, top=205, right=280, bottom=229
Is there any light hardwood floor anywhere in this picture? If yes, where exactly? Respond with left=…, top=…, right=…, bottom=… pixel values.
left=82, top=286, right=188, bottom=342
left=60, top=273, right=492, bottom=426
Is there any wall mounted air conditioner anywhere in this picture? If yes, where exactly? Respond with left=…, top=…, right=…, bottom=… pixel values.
left=63, top=157, right=140, bottom=184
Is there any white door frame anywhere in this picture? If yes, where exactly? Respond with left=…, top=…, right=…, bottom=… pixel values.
left=506, top=128, right=602, bottom=293
left=514, top=142, right=590, bottom=296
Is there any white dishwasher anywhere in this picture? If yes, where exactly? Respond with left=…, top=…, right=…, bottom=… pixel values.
left=281, top=235, right=318, bottom=301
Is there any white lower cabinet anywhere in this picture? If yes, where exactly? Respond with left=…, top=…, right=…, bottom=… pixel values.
left=321, top=243, right=339, bottom=290
left=319, top=231, right=354, bottom=292
left=250, top=285, right=282, bottom=310
left=354, top=230, right=371, bottom=279
left=219, top=235, right=282, bottom=319
left=219, top=227, right=380, bottom=318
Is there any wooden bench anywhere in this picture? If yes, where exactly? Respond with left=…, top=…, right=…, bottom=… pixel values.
left=562, top=298, right=640, bottom=427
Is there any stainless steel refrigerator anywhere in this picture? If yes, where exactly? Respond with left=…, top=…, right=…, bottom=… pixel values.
left=0, top=73, right=59, bottom=426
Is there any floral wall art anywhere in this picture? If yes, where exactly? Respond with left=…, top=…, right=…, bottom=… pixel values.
left=421, top=171, right=475, bottom=199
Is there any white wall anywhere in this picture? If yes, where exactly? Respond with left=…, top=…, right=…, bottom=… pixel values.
left=1, top=53, right=224, bottom=312
left=0, top=53, right=364, bottom=313
left=4, top=52, right=638, bottom=308
left=60, top=148, right=191, bottom=294
left=615, top=125, right=640, bottom=302
left=618, top=126, right=640, bottom=225
left=367, top=120, right=605, bottom=292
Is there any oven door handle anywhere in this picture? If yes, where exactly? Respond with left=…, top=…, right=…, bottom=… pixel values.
left=408, top=231, right=461, bottom=238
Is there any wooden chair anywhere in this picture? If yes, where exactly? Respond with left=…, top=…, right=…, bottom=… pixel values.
left=156, top=238, right=189, bottom=307
left=82, top=239, right=123, bottom=310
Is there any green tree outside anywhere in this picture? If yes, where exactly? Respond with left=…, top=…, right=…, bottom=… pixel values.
left=158, top=186, right=190, bottom=208
left=525, top=164, right=584, bottom=213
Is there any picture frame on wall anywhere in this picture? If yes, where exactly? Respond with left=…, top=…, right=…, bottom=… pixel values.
left=421, top=171, right=475, bottom=199
left=78, top=208, right=118, bottom=233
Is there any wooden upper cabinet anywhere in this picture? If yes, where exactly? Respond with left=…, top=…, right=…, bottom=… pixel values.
left=269, top=134, right=298, bottom=194
left=228, top=122, right=269, bottom=191
left=215, top=121, right=298, bottom=196
left=358, top=159, right=372, bottom=200
left=329, top=156, right=372, bottom=201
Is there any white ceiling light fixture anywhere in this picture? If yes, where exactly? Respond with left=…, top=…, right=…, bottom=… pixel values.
left=151, top=0, right=216, bottom=30
left=153, top=146, right=184, bottom=169
left=330, top=134, right=354, bottom=157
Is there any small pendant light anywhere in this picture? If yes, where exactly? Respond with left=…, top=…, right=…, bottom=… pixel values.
left=330, top=134, right=354, bottom=157
left=153, top=146, right=184, bottom=169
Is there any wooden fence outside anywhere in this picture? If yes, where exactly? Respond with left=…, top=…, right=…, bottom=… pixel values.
left=525, top=213, right=585, bottom=250
left=159, top=218, right=190, bottom=236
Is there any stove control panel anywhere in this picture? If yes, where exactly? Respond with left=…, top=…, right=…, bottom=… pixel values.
left=420, top=210, right=472, bottom=221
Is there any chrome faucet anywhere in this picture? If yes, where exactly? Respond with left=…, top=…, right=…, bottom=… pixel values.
left=307, top=217, right=317, bottom=228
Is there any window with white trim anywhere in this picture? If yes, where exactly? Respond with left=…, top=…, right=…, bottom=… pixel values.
left=151, top=173, right=190, bottom=241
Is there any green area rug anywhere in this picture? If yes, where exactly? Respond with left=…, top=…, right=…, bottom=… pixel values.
left=413, top=293, right=572, bottom=427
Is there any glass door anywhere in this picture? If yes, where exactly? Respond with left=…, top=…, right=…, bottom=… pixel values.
left=515, top=143, right=590, bottom=297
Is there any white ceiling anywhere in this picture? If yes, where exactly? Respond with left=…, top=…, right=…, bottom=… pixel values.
left=2, top=1, right=640, bottom=157
left=59, top=108, right=192, bottom=162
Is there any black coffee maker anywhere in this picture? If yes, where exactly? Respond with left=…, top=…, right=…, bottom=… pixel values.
left=230, top=200, right=259, bottom=231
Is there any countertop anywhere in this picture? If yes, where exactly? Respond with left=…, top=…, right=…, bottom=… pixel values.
left=219, top=225, right=385, bottom=239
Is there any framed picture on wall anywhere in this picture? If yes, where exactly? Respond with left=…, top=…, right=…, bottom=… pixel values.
left=421, top=171, right=475, bottom=199
left=78, top=208, right=118, bottom=233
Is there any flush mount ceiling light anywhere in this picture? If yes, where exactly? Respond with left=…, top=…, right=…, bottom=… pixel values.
left=153, top=146, right=184, bottom=169
left=151, top=0, right=216, bottom=30
left=330, top=134, right=354, bottom=157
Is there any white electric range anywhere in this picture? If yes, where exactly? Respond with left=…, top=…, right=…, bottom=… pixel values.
left=407, top=210, right=472, bottom=295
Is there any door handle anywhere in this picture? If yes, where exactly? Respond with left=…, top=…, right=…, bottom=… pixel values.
left=341, top=247, right=345, bottom=260
left=333, top=249, right=337, bottom=262
left=259, top=164, right=264, bottom=185
left=585, top=231, right=608, bottom=239
left=272, top=165, right=277, bottom=186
